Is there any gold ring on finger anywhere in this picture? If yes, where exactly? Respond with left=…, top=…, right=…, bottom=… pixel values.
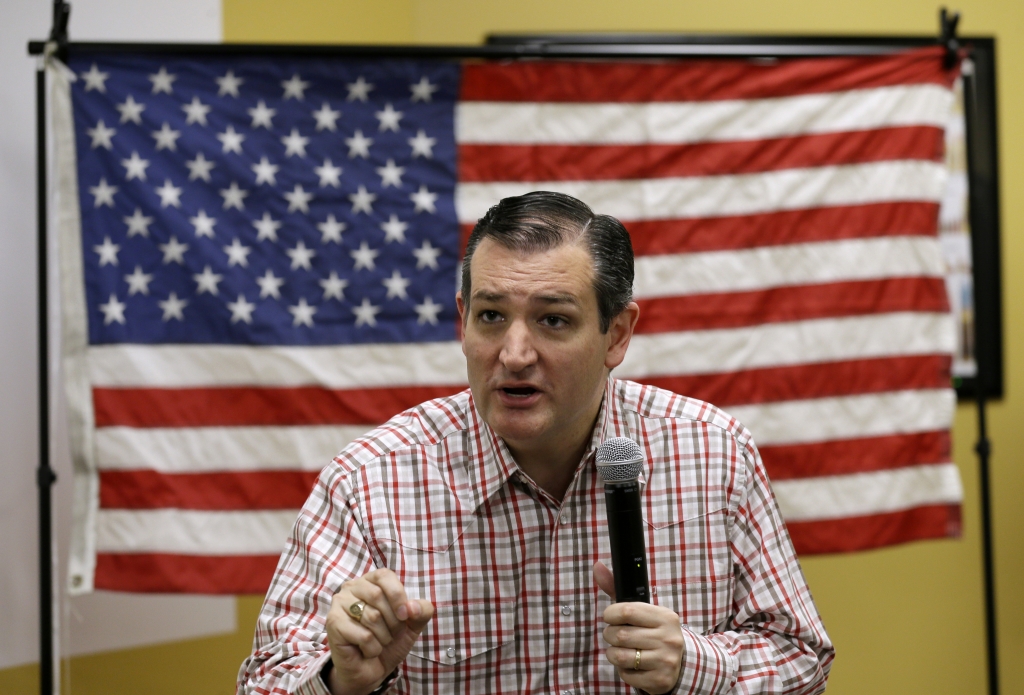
left=347, top=600, right=367, bottom=622
left=634, top=648, right=642, bottom=671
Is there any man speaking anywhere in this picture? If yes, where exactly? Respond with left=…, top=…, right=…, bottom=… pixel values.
left=237, top=192, right=834, bottom=695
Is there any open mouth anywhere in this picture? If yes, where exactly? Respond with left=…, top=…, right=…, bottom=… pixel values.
left=502, top=387, right=538, bottom=397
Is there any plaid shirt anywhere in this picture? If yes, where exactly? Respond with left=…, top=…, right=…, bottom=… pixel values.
left=238, top=377, right=833, bottom=694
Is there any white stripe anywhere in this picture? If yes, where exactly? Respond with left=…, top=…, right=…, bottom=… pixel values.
left=96, top=425, right=372, bottom=472
left=95, top=509, right=296, bottom=555
left=729, top=389, right=955, bottom=446
left=89, top=312, right=953, bottom=388
left=619, top=312, right=954, bottom=379
left=455, top=161, right=947, bottom=223
left=457, top=84, right=952, bottom=144
left=634, top=236, right=945, bottom=298
left=94, top=389, right=951, bottom=474
left=774, top=463, right=963, bottom=521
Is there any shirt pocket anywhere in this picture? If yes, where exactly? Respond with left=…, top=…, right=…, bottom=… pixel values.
left=408, top=595, right=517, bottom=665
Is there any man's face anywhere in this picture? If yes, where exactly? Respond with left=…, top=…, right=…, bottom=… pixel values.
left=457, top=238, right=637, bottom=463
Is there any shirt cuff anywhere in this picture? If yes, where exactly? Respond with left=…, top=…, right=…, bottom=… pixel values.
left=307, top=653, right=400, bottom=695
left=672, top=627, right=738, bottom=695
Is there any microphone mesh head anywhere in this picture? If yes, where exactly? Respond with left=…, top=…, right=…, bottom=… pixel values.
left=595, top=437, right=644, bottom=482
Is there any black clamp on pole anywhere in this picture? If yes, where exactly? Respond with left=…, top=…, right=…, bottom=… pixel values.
left=940, top=7, right=961, bottom=69
left=47, top=1, right=71, bottom=63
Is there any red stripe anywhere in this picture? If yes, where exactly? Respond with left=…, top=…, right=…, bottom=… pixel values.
left=640, top=354, right=951, bottom=409
left=458, top=127, right=943, bottom=182
left=459, top=202, right=940, bottom=255
left=460, top=47, right=954, bottom=102
left=94, top=552, right=277, bottom=594
left=99, top=470, right=319, bottom=510
left=635, top=277, right=950, bottom=333
left=787, top=503, right=961, bottom=555
left=93, top=383, right=464, bottom=428
left=760, top=431, right=951, bottom=480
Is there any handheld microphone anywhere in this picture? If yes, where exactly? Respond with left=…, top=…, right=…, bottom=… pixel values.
left=596, top=437, right=650, bottom=603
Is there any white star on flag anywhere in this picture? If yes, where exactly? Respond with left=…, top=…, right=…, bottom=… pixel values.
left=217, top=125, right=246, bottom=154
left=375, top=103, right=403, bottom=132
left=152, top=122, right=182, bottom=151
left=319, top=271, right=349, bottom=300
left=382, top=270, right=411, bottom=299
left=380, top=215, right=408, bottom=243
left=149, top=66, right=177, bottom=94
left=193, top=265, right=224, bottom=295
left=159, top=292, right=187, bottom=321
left=284, top=184, right=314, bottom=213
left=352, top=297, right=381, bottom=326
left=256, top=269, right=285, bottom=299
left=185, top=152, right=215, bottom=181
left=89, top=178, right=118, bottom=207
left=345, top=130, right=373, bottom=159
left=288, top=298, right=317, bottom=327
left=159, top=236, right=189, bottom=264
left=190, top=210, right=217, bottom=238
left=81, top=63, right=109, bottom=92
left=124, top=208, right=153, bottom=237
left=410, top=185, right=438, bottom=213
left=408, top=129, right=436, bottom=158
left=376, top=159, right=405, bottom=187
left=315, top=159, right=343, bottom=187
left=346, top=76, right=373, bottom=101
left=350, top=241, right=379, bottom=270
left=87, top=120, right=116, bottom=149
left=182, top=97, right=211, bottom=125
left=415, top=296, right=443, bottom=325
left=410, top=76, right=438, bottom=102
left=286, top=241, right=317, bottom=270
left=413, top=239, right=441, bottom=270
left=216, top=70, right=244, bottom=97
left=223, top=238, right=253, bottom=267
left=116, top=95, right=145, bottom=124
left=220, top=181, right=248, bottom=210
left=124, top=266, right=154, bottom=295
left=94, top=236, right=120, bottom=266
left=98, top=294, right=127, bottom=325
left=282, top=74, right=311, bottom=100
left=251, top=156, right=280, bottom=186
left=312, top=102, right=341, bottom=131
left=253, top=212, right=282, bottom=242
left=155, top=179, right=183, bottom=208
left=248, top=100, right=276, bottom=128
left=282, top=129, right=310, bottom=157
left=121, top=151, right=150, bottom=180
left=228, top=294, right=257, bottom=324
left=317, top=214, right=346, bottom=243
left=349, top=185, right=376, bottom=214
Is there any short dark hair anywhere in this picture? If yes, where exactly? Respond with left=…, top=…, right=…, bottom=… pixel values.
left=460, top=191, right=634, bottom=333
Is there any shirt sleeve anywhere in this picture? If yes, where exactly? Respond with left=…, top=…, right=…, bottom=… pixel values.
left=672, top=438, right=835, bottom=695
left=236, top=465, right=383, bottom=695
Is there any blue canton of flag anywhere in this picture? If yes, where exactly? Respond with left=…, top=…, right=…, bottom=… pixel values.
left=70, top=53, right=461, bottom=346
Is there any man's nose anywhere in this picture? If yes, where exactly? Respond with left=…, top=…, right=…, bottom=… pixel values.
left=499, top=320, right=538, bottom=373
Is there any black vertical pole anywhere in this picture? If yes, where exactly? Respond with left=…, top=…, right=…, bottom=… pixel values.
left=961, top=60, right=999, bottom=695
left=36, top=58, right=57, bottom=695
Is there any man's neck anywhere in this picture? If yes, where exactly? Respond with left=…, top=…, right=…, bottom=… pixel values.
left=507, top=432, right=594, bottom=502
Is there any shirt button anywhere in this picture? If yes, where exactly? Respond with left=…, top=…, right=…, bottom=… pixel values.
left=651, top=586, right=657, bottom=595
left=446, top=647, right=456, bottom=659
left=560, top=514, right=569, bottom=524
left=562, top=690, right=573, bottom=695
left=561, top=605, right=572, bottom=616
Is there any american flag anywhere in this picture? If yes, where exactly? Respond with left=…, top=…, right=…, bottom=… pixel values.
left=58, top=47, right=961, bottom=594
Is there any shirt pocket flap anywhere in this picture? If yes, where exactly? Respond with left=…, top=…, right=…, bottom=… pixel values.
left=409, top=598, right=517, bottom=664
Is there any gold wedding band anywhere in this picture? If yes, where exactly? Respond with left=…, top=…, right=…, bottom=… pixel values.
left=347, top=600, right=367, bottom=622
left=634, top=648, right=642, bottom=671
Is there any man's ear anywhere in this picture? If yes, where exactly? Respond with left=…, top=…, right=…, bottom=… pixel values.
left=456, top=292, right=467, bottom=351
left=604, top=302, right=640, bottom=370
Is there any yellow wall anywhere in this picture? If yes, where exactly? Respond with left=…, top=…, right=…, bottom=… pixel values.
left=4, top=1, right=1020, bottom=693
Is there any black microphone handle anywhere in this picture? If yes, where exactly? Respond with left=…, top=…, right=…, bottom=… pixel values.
left=603, top=479, right=651, bottom=603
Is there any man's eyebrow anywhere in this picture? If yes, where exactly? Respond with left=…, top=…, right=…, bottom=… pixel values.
left=536, top=293, right=582, bottom=307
